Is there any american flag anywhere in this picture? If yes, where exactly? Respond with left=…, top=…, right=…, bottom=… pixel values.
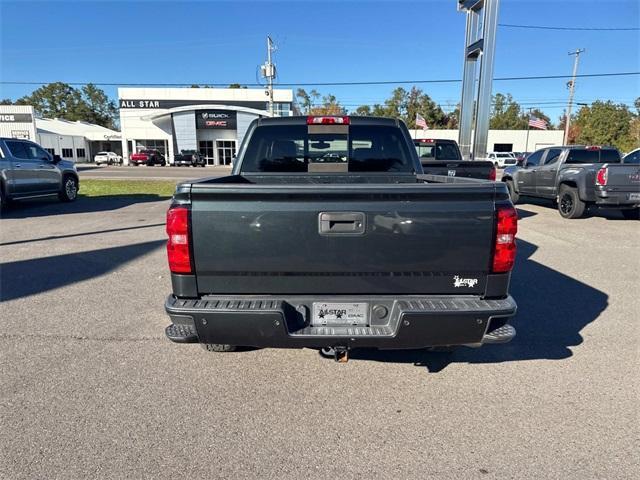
left=529, top=115, right=547, bottom=130
left=416, top=113, right=428, bottom=130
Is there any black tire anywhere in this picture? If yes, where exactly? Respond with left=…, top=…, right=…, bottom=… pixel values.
left=58, top=175, right=78, bottom=202
left=621, top=208, right=640, bottom=220
left=161, top=160, right=166, bottom=167
left=558, top=185, right=586, bottom=219
left=0, top=183, right=8, bottom=211
left=201, top=343, right=237, bottom=352
left=505, top=180, right=519, bottom=204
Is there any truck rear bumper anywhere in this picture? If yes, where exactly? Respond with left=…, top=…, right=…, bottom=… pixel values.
left=164, top=294, right=517, bottom=349
left=594, top=189, right=640, bottom=207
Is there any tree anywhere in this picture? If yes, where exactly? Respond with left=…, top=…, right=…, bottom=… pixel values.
left=573, top=101, right=638, bottom=152
left=353, top=105, right=371, bottom=116
left=0, top=99, right=13, bottom=105
left=296, top=88, right=312, bottom=114
left=228, top=83, right=247, bottom=89
left=78, top=83, right=118, bottom=128
left=353, top=86, right=448, bottom=128
left=490, top=93, right=528, bottom=129
left=309, top=93, right=345, bottom=115
left=15, top=82, right=118, bottom=128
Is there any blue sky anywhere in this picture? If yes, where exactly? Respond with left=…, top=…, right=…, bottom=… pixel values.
left=1, top=0, right=638, bottom=122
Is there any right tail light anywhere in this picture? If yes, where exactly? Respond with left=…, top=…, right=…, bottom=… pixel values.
left=166, top=206, right=192, bottom=274
left=492, top=205, right=518, bottom=273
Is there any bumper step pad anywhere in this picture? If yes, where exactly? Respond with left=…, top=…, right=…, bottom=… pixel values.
left=165, top=323, right=198, bottom=343
left=482, top=324, right=516, bottom=344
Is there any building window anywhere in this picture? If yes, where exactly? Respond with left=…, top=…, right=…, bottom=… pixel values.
left=272, top=103, right=291, bottom=117
left=45, top=148, right=56, bottom=156
left=62, top=148, right=73, bottom=158
left=217, top=140, right=236, bottom=166
left=76, top=148, right=86, bottom=158
left=136, top=139, right=167, bottom=156
left=199, top=140, right=215, bottom=165
left=493, top=143, right=513, bottom=153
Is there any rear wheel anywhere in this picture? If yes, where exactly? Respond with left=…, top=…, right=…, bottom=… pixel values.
left=558, top=185, right=586, bottom=219
left=58, top=175, right=78, bottom=202
left=201, top=343, right=237, bottom=352
left=505, top=180, right=519, bottom=204
left=621, top=208, right=640, bottom=220
left=0, top=184, right=8, bottom=210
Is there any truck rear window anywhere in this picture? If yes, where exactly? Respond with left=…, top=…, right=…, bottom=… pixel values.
left=240, top=125, right=415, bottom=173
left=566, top=149, right=621, bottom=164
left=416, top=143, right=461, bottom=161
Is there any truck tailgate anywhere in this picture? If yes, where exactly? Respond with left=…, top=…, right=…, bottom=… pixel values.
left=603, top=164, right=640, bottom=190
left=189, top=182, right=498, bottom=295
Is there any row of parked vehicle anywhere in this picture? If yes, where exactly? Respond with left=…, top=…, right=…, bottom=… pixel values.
left=93, top=149, right=207, bottom=167
left=415, top=138, right=640, bottom=220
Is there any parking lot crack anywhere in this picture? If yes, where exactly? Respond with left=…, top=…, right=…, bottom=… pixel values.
left=0, top=333, right=163, bottom=343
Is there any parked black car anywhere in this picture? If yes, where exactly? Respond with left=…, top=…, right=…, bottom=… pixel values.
left=173, top=150, right=205, bottom=167
left=163, top=115, right=518, bottom=361
left=0, top=137, right=79, bottom=208
left=413, top=138, right=496, bottom=180
left=502, top=145, right=640, bottom=219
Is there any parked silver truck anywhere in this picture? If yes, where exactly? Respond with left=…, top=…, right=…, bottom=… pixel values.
left=0, top=137, right=79, bottom=209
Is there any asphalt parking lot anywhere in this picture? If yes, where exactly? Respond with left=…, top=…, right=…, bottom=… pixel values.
left=1, top=195, right=638, bottom=479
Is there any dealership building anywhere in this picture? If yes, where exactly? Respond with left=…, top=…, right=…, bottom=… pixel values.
left=0, top=104, right=122, bottom=162
left=118, top=87, right=294, bottom=166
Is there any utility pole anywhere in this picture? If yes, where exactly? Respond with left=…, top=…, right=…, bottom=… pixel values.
left=563, top=48, right=585, bottom=145
left=261, top=36, right=276, bottom=116
left=525, top=107, right=533, bottom=152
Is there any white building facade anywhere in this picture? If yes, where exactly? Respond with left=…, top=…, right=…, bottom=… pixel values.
left=410, top=128, right=565, bottom=154
left=0, top=104, right=121, bottom=162
left=118, top=87, right=294, bottom=166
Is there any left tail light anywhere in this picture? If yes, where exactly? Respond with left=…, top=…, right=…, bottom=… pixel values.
left=166, top=206, right=192, bottom=274
left=595, top=166, right=608, bottom=186
left=489, top=166, right=497, bottom=181
left=492, top=205, right=518, bottom=273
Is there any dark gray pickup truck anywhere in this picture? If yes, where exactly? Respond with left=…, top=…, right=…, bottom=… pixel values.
left=502, top=146, right=640, bottom=219
left=163, top=116, right=518, bottom=361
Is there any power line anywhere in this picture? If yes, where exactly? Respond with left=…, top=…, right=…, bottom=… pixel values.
left=499, top=23, right=640, bottom=31
left=1, top=71, right=638, bottom=88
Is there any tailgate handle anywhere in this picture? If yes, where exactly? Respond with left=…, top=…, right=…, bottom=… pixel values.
left=319, top=212, right=365, bottom=235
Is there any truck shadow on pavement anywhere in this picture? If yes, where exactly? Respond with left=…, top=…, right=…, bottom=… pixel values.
left=0, top=240, right=165, bottom=302
left=349, top=238, right=609, bottom=372
left=516, top=197, right=630, bottom=221
left=0, top=195, right=170, bottom=219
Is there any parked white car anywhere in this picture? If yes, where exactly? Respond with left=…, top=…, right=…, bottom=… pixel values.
left=484, top=152, right=517, bottom=168
left=94, top=151, right=122, bottom=165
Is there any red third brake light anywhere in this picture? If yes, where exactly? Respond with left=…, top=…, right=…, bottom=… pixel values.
left=166, top=206, right=192, bottom=274
left=307, top=116, right=350, bottom=125
left=492, top=205, right=518, bottom=273
left=596, top=166, right=608, bottom=186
